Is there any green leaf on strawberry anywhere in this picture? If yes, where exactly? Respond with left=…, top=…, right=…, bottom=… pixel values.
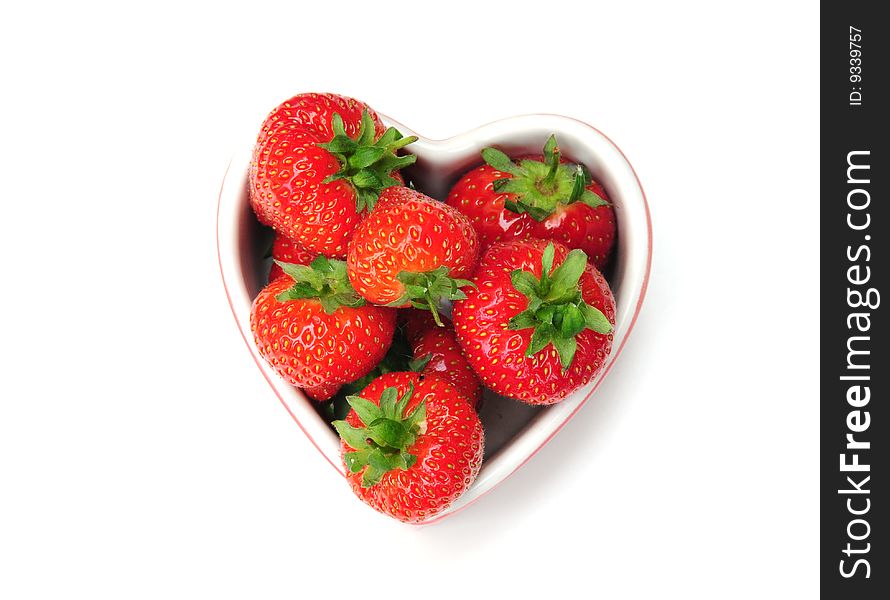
left=274, top=255, right=365, bottom=314
left=389, top=266, right=476, bottom=327
left=332, top=384, right=427, bottom=488
left=481, top=135, right=608, bottom=222
left=507, top=243, right=612, bottom=370
left=319, top=111, right=418, bottom=214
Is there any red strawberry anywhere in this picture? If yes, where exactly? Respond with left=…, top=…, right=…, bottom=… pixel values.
left=446, top=135, right=617, bottom=269
left=250, top=256, right=396, bottom=401
left=256, top=93, right=373, bottom=145
left=346, top=186, right=479, bottom=325
left=268, top=235, right=316, bottom=282
left=249, top=93, right=416, bottom=258
left=303, top=380, right=342, bottom=403
left=333, top=371, right=484, bottom=523
left=403, top=311, right=482, bottom=408
left=452, top=239, right=615, bottom=405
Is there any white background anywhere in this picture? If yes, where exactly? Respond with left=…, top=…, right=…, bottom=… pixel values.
left=0, top=1, right=819, bottom=598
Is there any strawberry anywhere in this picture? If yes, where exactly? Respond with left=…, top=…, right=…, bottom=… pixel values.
left=268, top=235, right=316, bottom=282
left=346, top=186, right=479, bottom=325
left=452, top=239, right=615, bottom=405
left=333, top=371, right=484, bottom=523
left=249, top=93, right=417, bottom=258
left=303, top=380, right=343, bottom=403
left=250, top=255, right=396, bottom=401
left=331, top=327, right=413, bottom=400
left=446, top=135, right=617, bottom=269
left=403, top=311, right=482, bottom=408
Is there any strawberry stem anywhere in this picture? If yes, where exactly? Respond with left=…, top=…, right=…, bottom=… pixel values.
left=507, top=243, right=612, bottom=370
left=274, top=256, right=365, bottom=314
left=483, top=134, right=609, bottom=222
left=318, top=110, right=418, bottom=214
left=332, top=384, right=426, bottom=488
left=540, top=135, right=561, bottom=189
left=388, top=266, right=476, bottom=326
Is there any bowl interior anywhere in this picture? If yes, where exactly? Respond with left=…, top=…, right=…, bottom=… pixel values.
left=218, top=113, right=651, bottom=522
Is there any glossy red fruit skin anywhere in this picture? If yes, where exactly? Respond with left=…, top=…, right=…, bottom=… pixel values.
left=256, top=93, right=377, bottom=146
left=452, top=239, right=616, bottom=405
left=341, top=372, right=484, bottom=524
left=445, top=158, right=617, bottom=269
left=302, top=380, right=343, bottom=402
left=250, top=277, right=396, bottom=401
left=249, top=93, right=387, bottom=258
left=403, top=311, right=482, bottom=408
left=347, top=187, right=479, bottom=306
left=268, top=235, right=317, bottom=282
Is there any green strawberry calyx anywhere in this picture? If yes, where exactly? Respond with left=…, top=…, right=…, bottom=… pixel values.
left=482, top=134, right=608, bottom=222
left=332, top=384, right=427, bottom=488
left=507, top=243, right=612, bottom=371
left=274, top=255, right=366, bottom=314
left=318, top=110, right=418, bottom=214
left=388, top=266, right=476, bottom=327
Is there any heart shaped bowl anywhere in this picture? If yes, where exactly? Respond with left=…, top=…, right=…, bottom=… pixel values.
left=217, top=113, right=652, bottom=524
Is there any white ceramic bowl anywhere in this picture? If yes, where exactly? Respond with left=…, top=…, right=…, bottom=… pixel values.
left=217, top=113, right=652, bottom=524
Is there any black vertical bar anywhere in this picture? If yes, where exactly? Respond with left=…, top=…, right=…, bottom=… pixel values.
left=822, top=2, right=888, bottom=597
